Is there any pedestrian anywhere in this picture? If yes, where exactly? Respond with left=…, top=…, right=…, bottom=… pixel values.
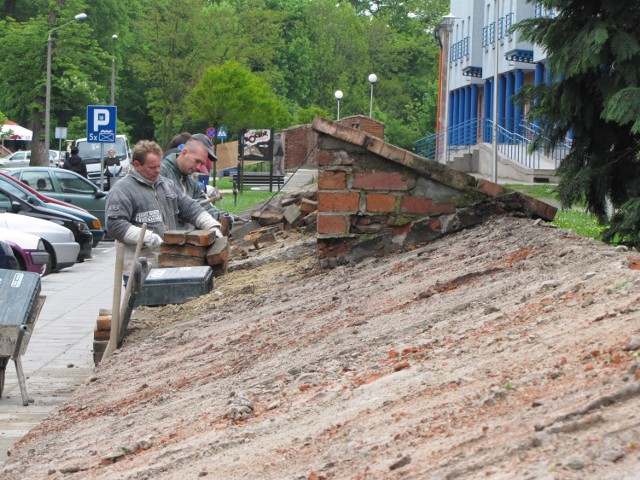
left=103, top=147, right=121, bottom=191
left=62, top=146, right=88, bottom=178
left=273, top=132, right=284, bottom=176
left=106, top=140, right=223, bottom=278
left=161, top=133, right=224, bottom=230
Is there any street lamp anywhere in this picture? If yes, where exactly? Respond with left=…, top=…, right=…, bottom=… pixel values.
left=45, top=13, right=88, bottom=151
left=368, top=73, right=377, bottom=118
left=111, top=34, right=118, bottom=106
left=334, top=90, right=343, bottom=120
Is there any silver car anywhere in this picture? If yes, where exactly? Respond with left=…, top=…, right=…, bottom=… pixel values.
left=0, top=212, right=79, bottom=274
left=0, top=151, right=56, bottom=167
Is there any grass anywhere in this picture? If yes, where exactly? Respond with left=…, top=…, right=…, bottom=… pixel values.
left=505, top=183, right=605, bottom=241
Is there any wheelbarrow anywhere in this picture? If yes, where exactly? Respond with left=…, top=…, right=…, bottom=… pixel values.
left=0, top=269, right=46, bottom=406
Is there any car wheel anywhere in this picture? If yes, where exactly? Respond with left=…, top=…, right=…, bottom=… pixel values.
left=42, top=242, right=55, bottom=276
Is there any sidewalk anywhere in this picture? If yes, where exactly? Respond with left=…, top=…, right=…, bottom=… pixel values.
left=0, top=242, right=118, bottom=463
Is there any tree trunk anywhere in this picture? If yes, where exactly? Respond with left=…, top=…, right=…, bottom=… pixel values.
left=30, top=109, right=48, bottom=166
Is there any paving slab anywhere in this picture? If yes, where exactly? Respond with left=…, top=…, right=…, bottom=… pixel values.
left=0, top=242, right=119, bottom=463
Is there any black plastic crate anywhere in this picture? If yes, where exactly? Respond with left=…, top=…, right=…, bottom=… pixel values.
left=135, top=266, right=214, bottom=307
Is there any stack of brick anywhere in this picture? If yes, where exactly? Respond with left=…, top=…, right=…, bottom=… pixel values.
left=93, top=308, right=111, bottom=365
left=249, top=185, right=318, bottom=232
left=158, top=230, right=229, bottom=276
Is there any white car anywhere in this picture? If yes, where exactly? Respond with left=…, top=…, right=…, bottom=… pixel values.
left=0, top=151, right=56, bottom=167
left=0, top=213, right=79, bottom=274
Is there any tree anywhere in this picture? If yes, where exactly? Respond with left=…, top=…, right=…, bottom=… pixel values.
left=187, top=61, right=290, bottom=136
left=516, top=1, right=640, bottom=247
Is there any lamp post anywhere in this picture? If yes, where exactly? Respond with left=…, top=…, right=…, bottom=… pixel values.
left=368, top=73, right=377, bottom=118
left=334, top=90, right=343, bottom=120
left=492, top=0, right=500, bottom=183
left=111, top=34, right=118, bottom=106
left=45, top=13, right=88, bottom=151
left=437, top=13, right=457, bottom=164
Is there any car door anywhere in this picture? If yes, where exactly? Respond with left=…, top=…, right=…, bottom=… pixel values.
left=2, top=151, right=29, bottom=167
left=50, top=170, right=105, bottom=224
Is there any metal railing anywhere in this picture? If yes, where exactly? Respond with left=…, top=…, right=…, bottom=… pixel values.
left=415, top=118, right=571, bottom=170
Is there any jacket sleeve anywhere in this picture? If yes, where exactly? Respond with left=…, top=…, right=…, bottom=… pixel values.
left=192, top=182, right=220, bottom=219
left=105, top=185, right=135, bottom=242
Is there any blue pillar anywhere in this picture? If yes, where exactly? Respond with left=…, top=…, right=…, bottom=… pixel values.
left=483, top=79, right=492, bottom=142
left=535, top=63, right=544, bottom=87
left=452, top=90, right=459, bottom=145
left=498, top=74, right=506, bottom=142
left=457, top=88, right=465, bottom=146
left=545, top=66, right=553, bottom=85
left=505, top=72, right=514, bottom=134
left=470, top=84, right=478, bottom=144
left=514, top=70, right=524, bottom=134
left=464, top=86, right=472, bottom=144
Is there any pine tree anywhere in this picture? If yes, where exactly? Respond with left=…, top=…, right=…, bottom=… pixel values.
left=516, top=1, right=640, bottom=247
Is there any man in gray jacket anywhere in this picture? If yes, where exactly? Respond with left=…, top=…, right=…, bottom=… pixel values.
left=106, top=140, right=222, bottom=271
left=161, top=134, right=221, bottom=230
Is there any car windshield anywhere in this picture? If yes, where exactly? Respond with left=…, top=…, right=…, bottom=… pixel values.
left=77, top=137, right=127, bottom=160
left=0, top=178, right=31, bottom=202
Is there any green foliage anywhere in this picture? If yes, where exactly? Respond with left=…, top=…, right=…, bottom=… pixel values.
left=187, top=61, right=291, bottom=135
left=515, top=1, right=640, bottom=246
left=218, top=190, right=281, bottom=215
left=295, top=105, right=330, bottom=125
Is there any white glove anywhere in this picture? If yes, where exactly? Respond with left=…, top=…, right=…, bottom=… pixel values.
left=210, top=227, right=223, bottom=238
left=144, top=232, right=163, bottom=248
left=196, top=211, right=221, bottom=230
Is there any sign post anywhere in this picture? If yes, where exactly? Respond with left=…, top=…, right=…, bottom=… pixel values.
left=54, top=127, right=67, bottom=165
left=87, top=106, right=117, bottom=191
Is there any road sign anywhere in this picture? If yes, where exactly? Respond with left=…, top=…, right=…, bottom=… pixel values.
left=86, top=105, right=117, bottom=143
left=217, top=126, right=228, bottom=139
left=206, top=126, right=216, bottom=139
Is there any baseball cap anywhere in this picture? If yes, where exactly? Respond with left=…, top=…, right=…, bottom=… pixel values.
left=191, top=133, right=217, bottom=162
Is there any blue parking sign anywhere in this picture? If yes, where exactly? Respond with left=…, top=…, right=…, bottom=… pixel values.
left=87, top=105, right=117, bottom=143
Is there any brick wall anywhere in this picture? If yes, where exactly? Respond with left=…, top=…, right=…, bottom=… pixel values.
left=284, top=125, right=318, bottom=171
left=336, top=115, right=384, bottom=139
left=312, top=117, right=556, bottom=268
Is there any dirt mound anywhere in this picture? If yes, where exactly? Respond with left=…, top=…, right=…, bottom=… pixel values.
left=3, top=216, right=640, bottom=479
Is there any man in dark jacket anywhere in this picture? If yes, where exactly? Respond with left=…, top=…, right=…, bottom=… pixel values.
left=62, top=146, right=88, bottom=178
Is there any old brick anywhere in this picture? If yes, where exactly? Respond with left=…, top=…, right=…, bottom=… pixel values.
left=318, top=150, right=354, bottom=166
left=317, top=214, right=348, bottom=234
left=211, top=260, right=229, bottom=277
left=163, top=230, right=190, bottom=245
left=353, top=171, right=412, bottom=191
left=303, top=211, right=318, bottom=227
left=430, top=217, right=441, bottom=231
left=93, top=351, right=104, bottom=365
left=283, top=204, right=304, bottom=225
left=251, top=210, right=285, bottom=226
left=400, top=197, right=455, bottom=215
left=477, top=179, right=505, bottom=198
left=392, top=222, right=413, bottom=235
left=300, top=198, right=318, bottom=213
left=160, top=243, right=208, bottom=258
left=186, top=230, right=217, bottom=247
left=367, top=193, right=395, bottom=213
left=158, top=254, right=207, bottom=268
left=206, top=237, right=230, bottom=266
left=318, top=170, right=347, bottom=190
left=94, top=329, right=111, bottom=341
left=93, top=340, right=108, bottom=353
left=318, top=192, right=359, bottom=212
left=96, top=317, right=111, bottom=331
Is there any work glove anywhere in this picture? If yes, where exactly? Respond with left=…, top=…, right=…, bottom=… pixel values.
left=144, top=232, right=163, bottom=248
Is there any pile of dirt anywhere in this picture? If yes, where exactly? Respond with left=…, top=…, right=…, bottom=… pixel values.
left=3, top=215, right=640, bottom=479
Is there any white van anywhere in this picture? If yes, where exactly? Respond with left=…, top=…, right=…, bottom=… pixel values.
left=74, top=135, right=131, bottom=187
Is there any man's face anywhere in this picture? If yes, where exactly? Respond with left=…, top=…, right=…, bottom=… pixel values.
left=177, top=143, right=208, bottom=175
left=134, top=153, right=162, bottom=182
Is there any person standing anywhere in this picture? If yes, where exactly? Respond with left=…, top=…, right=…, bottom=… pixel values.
left=161, top=134, right=223, bottom=229
left=273, top=132, right=285, bottom=176
left=103, top=147, right=121, bottom=191
left=62, top=146, right=88, bottom=178
left=106, top=140, right=222, bottom=272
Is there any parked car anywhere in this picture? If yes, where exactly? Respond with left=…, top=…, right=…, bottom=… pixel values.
left=0, top=171, right=104, bottom=246
left=74, top=134, right=131, bottom=186
left=0, top=213, right=78, bottom=274
left=0, top=228, right=50, bottom=275
left=0, top=150, right=56, bottom=167
left=49, top=150, right=64, bottom=167
left=0, top=185, right=93, bottom=261
left=7, top=167, right=107, bottom=227
left=0, top=238, right=19, bottom=270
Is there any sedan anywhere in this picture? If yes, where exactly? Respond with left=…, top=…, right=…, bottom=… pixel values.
left=0, top=185, right=93, bottom=261
left=0, top=171, right=104, bottom=246
left=0, top=150, right=56, bottom=167
left=0, top=229, right=50, bottom=275
left=7, top=167, right=106, bottom=227
left=0, top=213, right=78, bottom=274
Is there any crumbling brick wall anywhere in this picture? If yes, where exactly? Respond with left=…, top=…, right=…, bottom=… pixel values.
left=312, top=117, right=556, bottom=268
left=284, top=116, right=384, bottom=173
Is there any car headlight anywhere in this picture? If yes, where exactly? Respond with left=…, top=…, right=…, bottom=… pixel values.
left=74, top=220, right=90, bottom=232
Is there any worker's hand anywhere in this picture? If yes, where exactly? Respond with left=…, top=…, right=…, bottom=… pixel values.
left=210, top=227, right=223, bottom=238
left=144, top=232, right=163, bottom=248
left=196, top=211, right=221, bottom=231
